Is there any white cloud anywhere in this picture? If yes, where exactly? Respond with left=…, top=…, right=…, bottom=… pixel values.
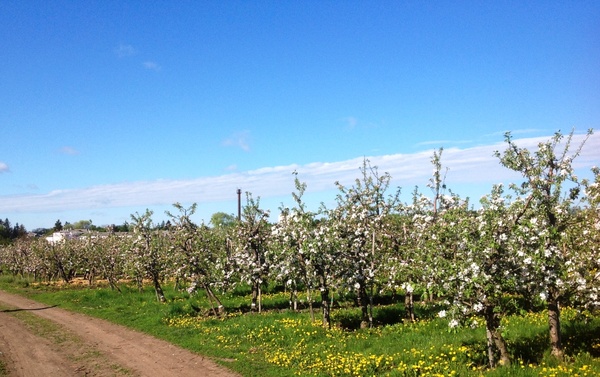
left=415, top=139, right=473, bottom=147
left=340, top=116, right=384, bottom=131
left=143, top=61, right=161, bottom=71
left=115, top=44, right=137, bottom=58
left=0, top=133, right=598, bottom=214
left=59, top=146, right=79, bottom=155
left=0, top=162, right=9, bottom=173
left=222, top=131, right=251, bottom=151
left=342, top=116, right=358, bottom=129
left=486, top=128, right=544, bottom=137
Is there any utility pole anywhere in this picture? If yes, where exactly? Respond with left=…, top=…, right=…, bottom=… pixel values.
left=237, top=188, right=242, bottom=221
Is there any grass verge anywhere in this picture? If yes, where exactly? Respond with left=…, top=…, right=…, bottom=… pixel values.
left=1, top=275, right=600, bottom=377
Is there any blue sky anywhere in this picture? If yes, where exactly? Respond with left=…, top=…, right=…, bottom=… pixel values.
left=1, top=1, right=599, bottom=229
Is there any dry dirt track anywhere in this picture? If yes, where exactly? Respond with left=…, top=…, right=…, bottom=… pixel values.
left=0, top=290, right=240, bottom=377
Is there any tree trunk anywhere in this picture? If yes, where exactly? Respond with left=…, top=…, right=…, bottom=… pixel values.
left=307, top=288, right=315, bottom=322
left=548, top=292, right=563, bottom=359
left=290, top=289, right=298, bottom=311
left=368, top=283, right=375, bottom=327
left=203, top=285, right=218, bottom=316
left=258, top=285, right=262, bottom=313
left=108, top=277, right=121, bottom=293
left=86, top=268, right=95, bottom=286
left=357, top=284, right=370, bottom=328
left=55, top=259, right=71, bottom=284
left=251, top=281, right=259, bottom=312
left=484, top=304, right=511, bottom=367
left=136, top=275, right=143, bottom=293
left=319, top=272, right=331, bottom=328
left=405, top=292, right=415, bottom=322
left=152, top=273, right=166, bottom=302
left=494, top=331, right=511, bottom=367
left=485, top=326, right=497, bottom=369
left=320, top=285, right=331, bottom=329
left=205, top=285, right=225, bottom=316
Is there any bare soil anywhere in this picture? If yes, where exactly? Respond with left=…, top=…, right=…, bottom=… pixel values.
left=0, top=290, right=239, bottom=377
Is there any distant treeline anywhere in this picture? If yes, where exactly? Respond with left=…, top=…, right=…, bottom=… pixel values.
left=0, top=218, right=27, bottom=244
left=0, top=218, right=137, bottom=245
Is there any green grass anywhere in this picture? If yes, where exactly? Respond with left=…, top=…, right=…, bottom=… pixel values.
left=1, top=275, right=600, bottom=377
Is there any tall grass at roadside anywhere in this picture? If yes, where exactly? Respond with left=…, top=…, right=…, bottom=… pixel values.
left=1, top=275, right=600, bottom=377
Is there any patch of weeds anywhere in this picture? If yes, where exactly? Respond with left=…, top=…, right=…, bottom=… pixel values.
left=0, top=357, right=7, bottom=376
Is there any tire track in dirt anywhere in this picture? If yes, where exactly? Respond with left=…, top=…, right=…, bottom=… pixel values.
left=0, top=290, right=240, bottom=377
left=0, top=312, right=82, bottom=376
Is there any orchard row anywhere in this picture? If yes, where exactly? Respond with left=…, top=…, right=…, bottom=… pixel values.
left=1, top=129, right=598, bottom=369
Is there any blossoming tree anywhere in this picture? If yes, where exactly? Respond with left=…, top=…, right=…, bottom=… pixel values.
left=327, top=159, right=400, bottom=328
left=230, top=193, right=271, bottom=312
left=495, top=129, right=593, bottom=359
left=166, top=202, right=226, bottom=315
left=271, top=172, right=338, bottom=327
left=129, top=209, right=171, bottom=302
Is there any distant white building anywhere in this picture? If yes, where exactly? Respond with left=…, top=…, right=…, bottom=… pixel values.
left=44, top=230, right=131, bottom=244
left=45, top=230, right=87, bottom=244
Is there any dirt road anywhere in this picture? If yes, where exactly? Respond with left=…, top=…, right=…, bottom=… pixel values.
left=0, top=290, right=239, bottom=376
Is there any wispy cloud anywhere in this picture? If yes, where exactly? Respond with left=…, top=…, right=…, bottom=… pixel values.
left=340, top=116, right=381, bottom=131
left=342, top=116, right=358, bottom=129
left=486, top=128, right=544, bottom=138
left=417, top=140, right=456, bottom=148
left=115, top=44, right=137, bottom=58
left=0, top=162, right=9, bottom=173
left=143, top=61, right=161, bottom=71
left=222, top=131, right=251, bottom=151
left=1, top=133, right=598, bottom=215
left=115, top=44, right=160, bottom=72
left=9, top=183, right=38, bottom=192
left=59, top=146, right=79, bottom=155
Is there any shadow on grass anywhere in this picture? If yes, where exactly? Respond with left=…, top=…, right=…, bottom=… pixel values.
left=509, top=331, right=549, bottom=364
left=563, top=319, right=600, bottom=357
left=462, top=318, right=600, bottom=368
left=510, top=319, right=600, bottom=363
left=1, top=304, right=58, bottom=313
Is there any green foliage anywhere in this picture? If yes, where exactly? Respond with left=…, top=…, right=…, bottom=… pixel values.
left=210, top=212, right=237, bottom=228
left=0, top=218, right=27, bottom=244
left=54, top=219, right=63, bottom=232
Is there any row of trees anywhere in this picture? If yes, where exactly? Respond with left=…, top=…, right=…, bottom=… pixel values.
left=52, top=219, right=131, bottom=233
left=1, top=129, right=598, bottom=369
left=0, top=218, right=28, bottom=244
left=0, top=218, right=128, bottom=244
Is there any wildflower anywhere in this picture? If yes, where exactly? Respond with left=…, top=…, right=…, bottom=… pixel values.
left=449, top=319, right=459, bottom=328
left=438, top=310, right=447, bottom=318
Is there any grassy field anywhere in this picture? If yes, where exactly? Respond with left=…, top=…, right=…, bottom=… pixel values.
left=1, top=275, right=600, bottom=377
